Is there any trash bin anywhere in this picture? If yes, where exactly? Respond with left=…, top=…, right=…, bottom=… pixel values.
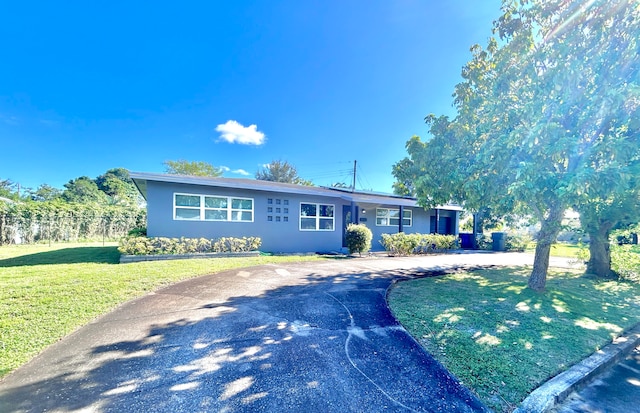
left=459, top=233, right=474, bottom=249
left=492, top=232, right=506, bottom=251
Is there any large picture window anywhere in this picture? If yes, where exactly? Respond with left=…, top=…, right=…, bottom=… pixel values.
left=300, top=203, right=335, bottom=231
left=376, top=208, right=412, bottom=227
left=174, top=193, right=253, bottom=222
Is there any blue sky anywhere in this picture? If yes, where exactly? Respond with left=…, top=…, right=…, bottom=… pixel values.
left=1, top=0, right=502, bottom=193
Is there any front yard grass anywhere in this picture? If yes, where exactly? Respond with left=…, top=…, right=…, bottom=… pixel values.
left=526, top=242, right=584, bottom=258
left=0, top=242, right=325, bottom=378
left=388, top=267, right=640, bottom=412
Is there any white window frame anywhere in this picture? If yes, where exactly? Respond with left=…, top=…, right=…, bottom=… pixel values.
left=173, top=193, right=254, bottom=222
left=299, top=202, right=335, bottom=231
left=376, top=208, right=412, bottom=227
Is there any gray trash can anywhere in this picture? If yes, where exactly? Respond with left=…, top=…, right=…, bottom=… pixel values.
left=492, top=232, right=506, bottom=251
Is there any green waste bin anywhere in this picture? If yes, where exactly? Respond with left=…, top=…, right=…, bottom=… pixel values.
left=492, top=232, right=506, bottom=251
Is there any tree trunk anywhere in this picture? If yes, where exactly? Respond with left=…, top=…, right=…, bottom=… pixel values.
left=587, top=223, right=615, bottom=278
left=529, top=240, right=552, bottom=292
left=528, top=205, right=564, bottom=292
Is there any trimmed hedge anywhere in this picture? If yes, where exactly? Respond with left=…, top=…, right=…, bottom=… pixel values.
left=380, top=233, right=458, bottom=256
left=345, top=224, right=373, bottom=255
left=118, top=236, right=261, bottom=255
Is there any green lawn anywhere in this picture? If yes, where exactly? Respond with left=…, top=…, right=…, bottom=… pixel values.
left=0, top=242, right=325, bottom=378
left=526, top=242, right=584, bottom=258
left=388, top=267, right=640, bottom=412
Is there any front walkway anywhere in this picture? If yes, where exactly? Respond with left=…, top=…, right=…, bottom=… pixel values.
left=0, top=253, right=571, bottom=412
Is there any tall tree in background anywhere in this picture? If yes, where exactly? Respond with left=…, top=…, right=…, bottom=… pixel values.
left=163, top=160, right=223, bottom=177
left=256, top=160, right=313, bottom=185
left=28, top=184, right=62, bottom=202
left=0, top=179, right=19, bottom=201
left=62, top=177, right=109, bottom=204
left=95, top=168, right=140, bottom=205
left=395, top=0, right=639, bottom=291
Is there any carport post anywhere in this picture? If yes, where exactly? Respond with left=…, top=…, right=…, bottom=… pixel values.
left=350, top=202, right=357, bottom=225
left=434, top=208, right=440, bottom=234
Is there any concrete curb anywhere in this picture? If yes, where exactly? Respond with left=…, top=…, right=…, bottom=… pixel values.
left=514, top=323, right=640, bottom=413
left=119, top=251, right=260, bottom=263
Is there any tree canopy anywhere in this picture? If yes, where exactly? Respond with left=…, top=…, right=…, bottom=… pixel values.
left=95, top=168, right=140, bottom=206
left=255, top=160, right=313, bottom=185
left=62, top=176, right=109, bottom=204
left=394, top=0, right=640, bottom=291
left=163, top=160, right=223, bottom=177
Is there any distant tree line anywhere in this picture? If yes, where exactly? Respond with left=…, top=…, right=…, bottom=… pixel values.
left=0, top=168, right=145, bottom=245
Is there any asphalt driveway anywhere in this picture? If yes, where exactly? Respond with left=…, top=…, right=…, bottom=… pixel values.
left=0, top=253, right=569, bottom=412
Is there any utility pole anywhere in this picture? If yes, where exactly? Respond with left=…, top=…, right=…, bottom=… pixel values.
left=352, top=160, right=357, bottom=192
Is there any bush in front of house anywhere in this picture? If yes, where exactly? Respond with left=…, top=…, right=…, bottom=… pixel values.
left=505, top=233, right=531, bottom=252
left=118, top=236, right=261, bottom=255
left=380, top=233, right=458, bottom=256
left=127, top=227, right=147, bottom=237
left=345, top=224, right=373, bottom=256
left=476, top=232, right=531, bottom=251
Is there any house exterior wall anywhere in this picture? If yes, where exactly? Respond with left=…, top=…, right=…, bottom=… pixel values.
left=145, top=180, right=460, bottom=253
left=358, top=205, right=459, bottom=251
left=146, top=180, right=351, bottom=253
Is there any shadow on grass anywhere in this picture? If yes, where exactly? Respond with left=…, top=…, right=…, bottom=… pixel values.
left=0, top=247, right=120, bottom=267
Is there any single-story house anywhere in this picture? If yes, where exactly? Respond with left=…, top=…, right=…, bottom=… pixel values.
left=130, top=172, right=462, bottom=253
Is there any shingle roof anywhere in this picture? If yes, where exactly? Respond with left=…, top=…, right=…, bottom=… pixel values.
left=129, top=172, right=462, bottom=211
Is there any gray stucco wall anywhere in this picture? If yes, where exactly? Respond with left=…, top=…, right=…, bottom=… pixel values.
left=145, top=180, right=460, bottom=253
left=146, top=181, right=350, bottom=253
left=358, top=205, right=459, bottom=251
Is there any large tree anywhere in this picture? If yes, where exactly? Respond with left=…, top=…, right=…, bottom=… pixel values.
left=28, top=184, right=62, bottom=202
left=0, top=179, right=18, bottom=201
left=396, top=0, right=639, bottom=291
left=163, top=160, right=223, bottom=177
left=62, top=177, right=109, bottom=204
left=256, top=160, right=312, bottom=185
left=95, top=168, right=140, bottom=205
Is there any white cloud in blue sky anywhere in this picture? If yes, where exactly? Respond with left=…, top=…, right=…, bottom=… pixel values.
left=220, top=166, right=251, bottom=176
left=215, top=120, right=265, bottom=145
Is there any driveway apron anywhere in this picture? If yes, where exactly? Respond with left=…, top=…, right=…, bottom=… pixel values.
left=0, top=253, right=549, bottom=412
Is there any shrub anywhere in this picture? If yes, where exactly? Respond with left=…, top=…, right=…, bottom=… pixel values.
left=611, top=244, right=640, bottom=283
left=505, top=233, right=531, bottom=252
left=345, top=224, right=373, bottom=255
left=380, top=233, right=458, bottom=256
left=118, top=236, right=261, bottom=255
left=127, top=227, right=147, bottom=237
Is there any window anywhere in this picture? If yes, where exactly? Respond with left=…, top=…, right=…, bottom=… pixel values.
left=174, top=193, right=253, bottom=222
left=175, top=194, right=201, bottom=220
left=376, top=208, right=412, bottom=227
left=300, top=203, right=335, bottom=231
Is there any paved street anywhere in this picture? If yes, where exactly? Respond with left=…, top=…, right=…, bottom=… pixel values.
left=552, top=346, right=640, bottom=413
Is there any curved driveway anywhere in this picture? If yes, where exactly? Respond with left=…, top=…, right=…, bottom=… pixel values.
left=0, top=253, right=569, bottom=412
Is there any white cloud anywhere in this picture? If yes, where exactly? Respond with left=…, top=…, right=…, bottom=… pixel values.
left=215, top=120, right=265, bottom=145
left=220, top=166, right=250, bottom=176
